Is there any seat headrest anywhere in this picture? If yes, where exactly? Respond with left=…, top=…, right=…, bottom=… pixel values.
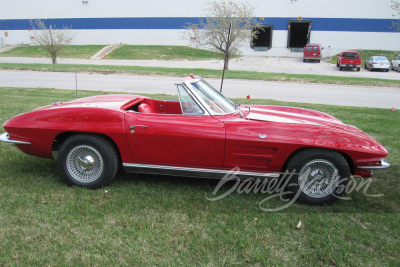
left=138, top=103, right=155, bottom=113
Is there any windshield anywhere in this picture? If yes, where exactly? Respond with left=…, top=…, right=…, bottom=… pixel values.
left=189, top=80, right=236, bottom=114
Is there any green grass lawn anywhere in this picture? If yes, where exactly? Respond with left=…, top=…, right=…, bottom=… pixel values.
left=328, top=49, right=400, bottom=64
left=0, top=45, right=106, bottom=59
left=106, top=45, right=225, bottom=60
left=0, top=87, right=399, bottom=265
left=1, top=63, right=399, bottom=88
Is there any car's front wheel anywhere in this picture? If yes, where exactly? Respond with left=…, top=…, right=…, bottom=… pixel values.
left=57, top=134, right=118, bottom=189
left=284, top=149, right=350, bottom=205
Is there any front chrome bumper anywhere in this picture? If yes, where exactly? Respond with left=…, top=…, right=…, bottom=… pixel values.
left=357, top=158, right=391, bottom=169
left=0, top=132, right=31, bottom=145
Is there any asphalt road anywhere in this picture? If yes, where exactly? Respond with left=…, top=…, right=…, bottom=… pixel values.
left=1, top=70, right=399, bottom=108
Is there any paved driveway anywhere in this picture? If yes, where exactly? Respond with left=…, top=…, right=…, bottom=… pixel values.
left=0, top=70, right=399, bottom=108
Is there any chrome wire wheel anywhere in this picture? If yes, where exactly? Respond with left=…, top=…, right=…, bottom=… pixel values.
left=298, top=159, right=339, bottom=199
left=66, top=145, right=104, bottom=183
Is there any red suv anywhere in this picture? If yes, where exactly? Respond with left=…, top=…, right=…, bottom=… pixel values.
left=303, top=43, right=321, bottom=63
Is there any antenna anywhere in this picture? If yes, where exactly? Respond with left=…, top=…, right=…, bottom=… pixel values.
left=220, top=22, right=232, bottom=93
left=75, top=72, right=78, bottom=98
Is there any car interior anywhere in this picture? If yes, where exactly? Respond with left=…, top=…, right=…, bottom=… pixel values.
left=125, top=98, right=183, bottom=114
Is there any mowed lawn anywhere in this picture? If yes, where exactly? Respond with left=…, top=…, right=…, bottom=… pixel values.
left=105, top=45, right=225, bottom=60
left=0, top=87, right=399, bottom=265
left=0, top=44, right=224, bottom=61
left=0, top=45, right=106, bottom=59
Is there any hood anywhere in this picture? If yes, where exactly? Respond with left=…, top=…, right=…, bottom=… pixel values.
left=244, top=105, right=348, bottom=130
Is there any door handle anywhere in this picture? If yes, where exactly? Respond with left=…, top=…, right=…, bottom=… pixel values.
left=130, top=125, right=147, bottom=134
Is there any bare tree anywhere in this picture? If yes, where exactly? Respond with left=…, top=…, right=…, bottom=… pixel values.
left=184, top=1, right=262, bottom=70
left=392, top=0, right=400, bottom=31
left=29, top=19, right=74, bottom=64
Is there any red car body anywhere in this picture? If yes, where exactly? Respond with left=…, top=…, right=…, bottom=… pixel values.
left=303, top=43, right=321, bottom=63
left=1, top=76, right=390, bottom=204
left=337, top=51, right=362, bottom=71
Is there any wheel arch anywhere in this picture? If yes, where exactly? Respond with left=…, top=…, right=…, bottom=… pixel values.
left=281, top=147, right=355, bottom=174
left=52, top=132, right=122, bottom=163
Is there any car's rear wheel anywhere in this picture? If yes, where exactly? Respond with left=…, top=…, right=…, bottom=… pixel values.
left=284, top=149, right=350, bottom=205
left=398, top=65, right=400, bottom=72
left=339, top=66, right=342, bottom=71
left=57, top=134, right=118, bottom=189
left=357, top=67, right=360, bottom=71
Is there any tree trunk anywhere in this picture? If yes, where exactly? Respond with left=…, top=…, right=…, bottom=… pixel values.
left=223, top=56, right=230, bottom=70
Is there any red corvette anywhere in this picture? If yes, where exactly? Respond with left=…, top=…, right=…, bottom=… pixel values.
left=1, top=76, right=390, bottom=204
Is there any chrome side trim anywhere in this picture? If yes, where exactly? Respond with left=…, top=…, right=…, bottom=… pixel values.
left=357, top=159, right=391, bottom=169
left=122, top=162, right=280, bottom=179
left=0, top=132, right=31, bottom=145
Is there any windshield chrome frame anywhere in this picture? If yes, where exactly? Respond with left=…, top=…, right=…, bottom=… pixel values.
left=181, top=78, right=238, bottom=116
left=176, top=82, right=210, bottom=116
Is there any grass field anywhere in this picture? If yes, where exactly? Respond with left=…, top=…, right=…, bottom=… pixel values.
left=0, top=45, right=106, bottom=59
left=0, top=45, right=224, bottom=61
left=0, top=63, right=399, bottom=89
left=0, top=87, right=399, bottom=265
left=106, top=45, right=225, bottom=60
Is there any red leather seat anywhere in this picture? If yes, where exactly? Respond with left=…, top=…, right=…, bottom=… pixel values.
left=138, top=103, right=155, bottom=113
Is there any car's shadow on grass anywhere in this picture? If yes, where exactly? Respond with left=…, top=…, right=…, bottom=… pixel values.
left=1, top=150, right=396, bottom=214
left=114, top=168, right=397, bottom=214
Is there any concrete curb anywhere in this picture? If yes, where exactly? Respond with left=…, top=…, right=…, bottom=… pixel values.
left=90, top=44, right=123, bottom=59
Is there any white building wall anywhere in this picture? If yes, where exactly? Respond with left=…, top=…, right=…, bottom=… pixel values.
left=1, top=0, right=399, bottom=57
left=0, top=0, right=395, bottom=19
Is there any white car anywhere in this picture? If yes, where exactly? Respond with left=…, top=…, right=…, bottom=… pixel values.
left=390, top=55, right=400, bottom=72
left=365, top=56, right=390, bottom=72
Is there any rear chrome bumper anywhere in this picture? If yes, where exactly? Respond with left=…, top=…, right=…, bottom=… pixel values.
left=371, top=65, right=390, bottom=69
left=340, top=64, right=361, bottom=68
left=357, top=158, right=391, bottom=170
left=0, top=132, right=31, bottom=145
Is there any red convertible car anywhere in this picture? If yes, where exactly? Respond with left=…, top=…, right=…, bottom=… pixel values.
left=1, top=76, right=390, bottom=204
